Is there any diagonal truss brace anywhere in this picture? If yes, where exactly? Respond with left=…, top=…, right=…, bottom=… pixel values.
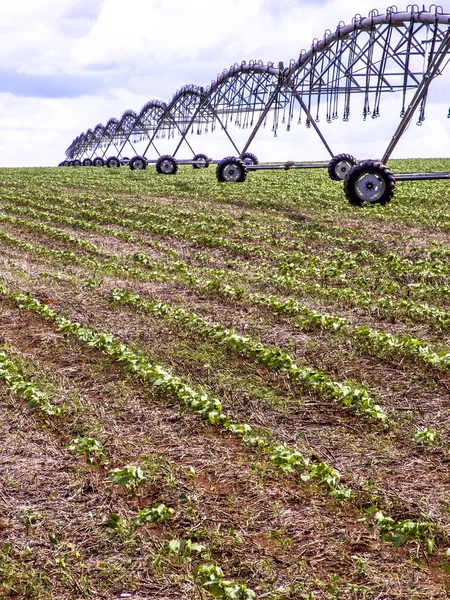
left=172, top=97, right=242, bottom=158
left=381, top=28, right=450, bottom=164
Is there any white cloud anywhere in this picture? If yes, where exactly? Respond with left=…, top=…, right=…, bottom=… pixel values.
left=71, top=0, right=384, bottom=72
left=0, top=0, right=449, bottom=167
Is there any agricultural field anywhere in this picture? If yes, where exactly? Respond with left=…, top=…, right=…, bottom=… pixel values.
left=0, top=158, right=450, bottom=599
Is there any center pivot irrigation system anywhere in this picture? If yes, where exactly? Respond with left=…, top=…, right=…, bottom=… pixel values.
left=61, top=5, right=450, bottom=206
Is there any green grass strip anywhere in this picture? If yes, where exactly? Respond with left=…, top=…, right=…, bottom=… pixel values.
left=0, top=212, right=99, bottom=252
left=0, top=282, right=351, bottom=501
left=267, top=272, right=450, bottom=324
left=110, top=287, right=387, bottom=423
left=0, top=348, right=60, bottom=416
left=252, top=294, right=450, bottom=373
left=3, top=224, right=447, bottom=376
left=0, top=229, right=169, bottom=282
left=4, top=198, right=450, bottom=318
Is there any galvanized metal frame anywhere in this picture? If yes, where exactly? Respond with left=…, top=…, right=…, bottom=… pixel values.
left=65, top=6, right=450, bottom=175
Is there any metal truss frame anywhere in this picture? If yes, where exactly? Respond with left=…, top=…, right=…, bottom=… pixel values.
left=64, top=5, right=450, bottom=180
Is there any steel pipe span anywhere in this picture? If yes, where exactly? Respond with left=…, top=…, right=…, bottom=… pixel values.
left=63, top=4, right=450, bottom=199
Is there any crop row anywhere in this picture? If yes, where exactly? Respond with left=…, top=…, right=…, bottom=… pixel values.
left=2, top=200, right=450, bottom=329
left=0, top=198, right=271, bottom=259
left=368, top=187, right=450, bottom=231
left=13, top=261, right=443, bottom=453
left=4, top=192, right=450, bottom=279
left=0, top=230, right=400, bottom=427
left=2, top=281, right=444, bottom=555
left=0, top=345, right=257, bottom=599
left=0, top=282, right=353, bottom=501
left=0, top=350, right=61, bottom=417
left=1, top=188, right=393, bottom=261
left=3, top=195, right=450, bottom=329
left=268, top=271, right=450, bottom=319
left=0, top=189, right=247, bottom=240
left=0, top=185, right=236, bottom=232
left=3, top=220, right=450, bottom=386
left=0, top=212, right=100, bottom=253
left=276, top=249, right=450, bottom=288
left=110, top=287, right=387, bottom=422
left=252, top=293, right=450, bottom=373
left=2, top=224, right=449, bottom=399
left=0, top=229, right=173, bottom=282
left=2, top=161, right=450, bottom=232
left=108, top=285, right=449, bottom=445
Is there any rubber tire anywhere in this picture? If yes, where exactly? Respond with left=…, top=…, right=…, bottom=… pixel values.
left=156, top=155, right=178, bottom=175
left=344, top=160, right=396, bottom=207
left=192, top=153, right=209, bottom=169
left=241, top=152, right=259, bottom=166
left=129, top=155, right=147, bottom=171
left=93, top=157, right=104, bottom=167
left=328, top=153, right=357, bottom=181
left=82, top=158, right=92, bottom=167
left=73, top=159, right=81, bottom=167
left=216, top=156, right=247, bottom=183
left=62, top=160, right=70, bottom=167
left=106, top=156, right=121, bottom=168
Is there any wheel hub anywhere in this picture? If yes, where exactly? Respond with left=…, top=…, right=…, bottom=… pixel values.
left=161, top=160, right=174, bottom=173
left=355, top=172, right=386, bottom=202
left=223, top=164, right=241, bottom=182
left=335, top=160, right=352, bottom=179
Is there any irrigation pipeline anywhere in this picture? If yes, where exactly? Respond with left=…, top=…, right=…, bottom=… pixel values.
left=65, top=6, right=450, bottom=164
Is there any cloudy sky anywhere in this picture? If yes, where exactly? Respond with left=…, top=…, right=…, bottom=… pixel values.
left=1, top=0, right=449, bottom=167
